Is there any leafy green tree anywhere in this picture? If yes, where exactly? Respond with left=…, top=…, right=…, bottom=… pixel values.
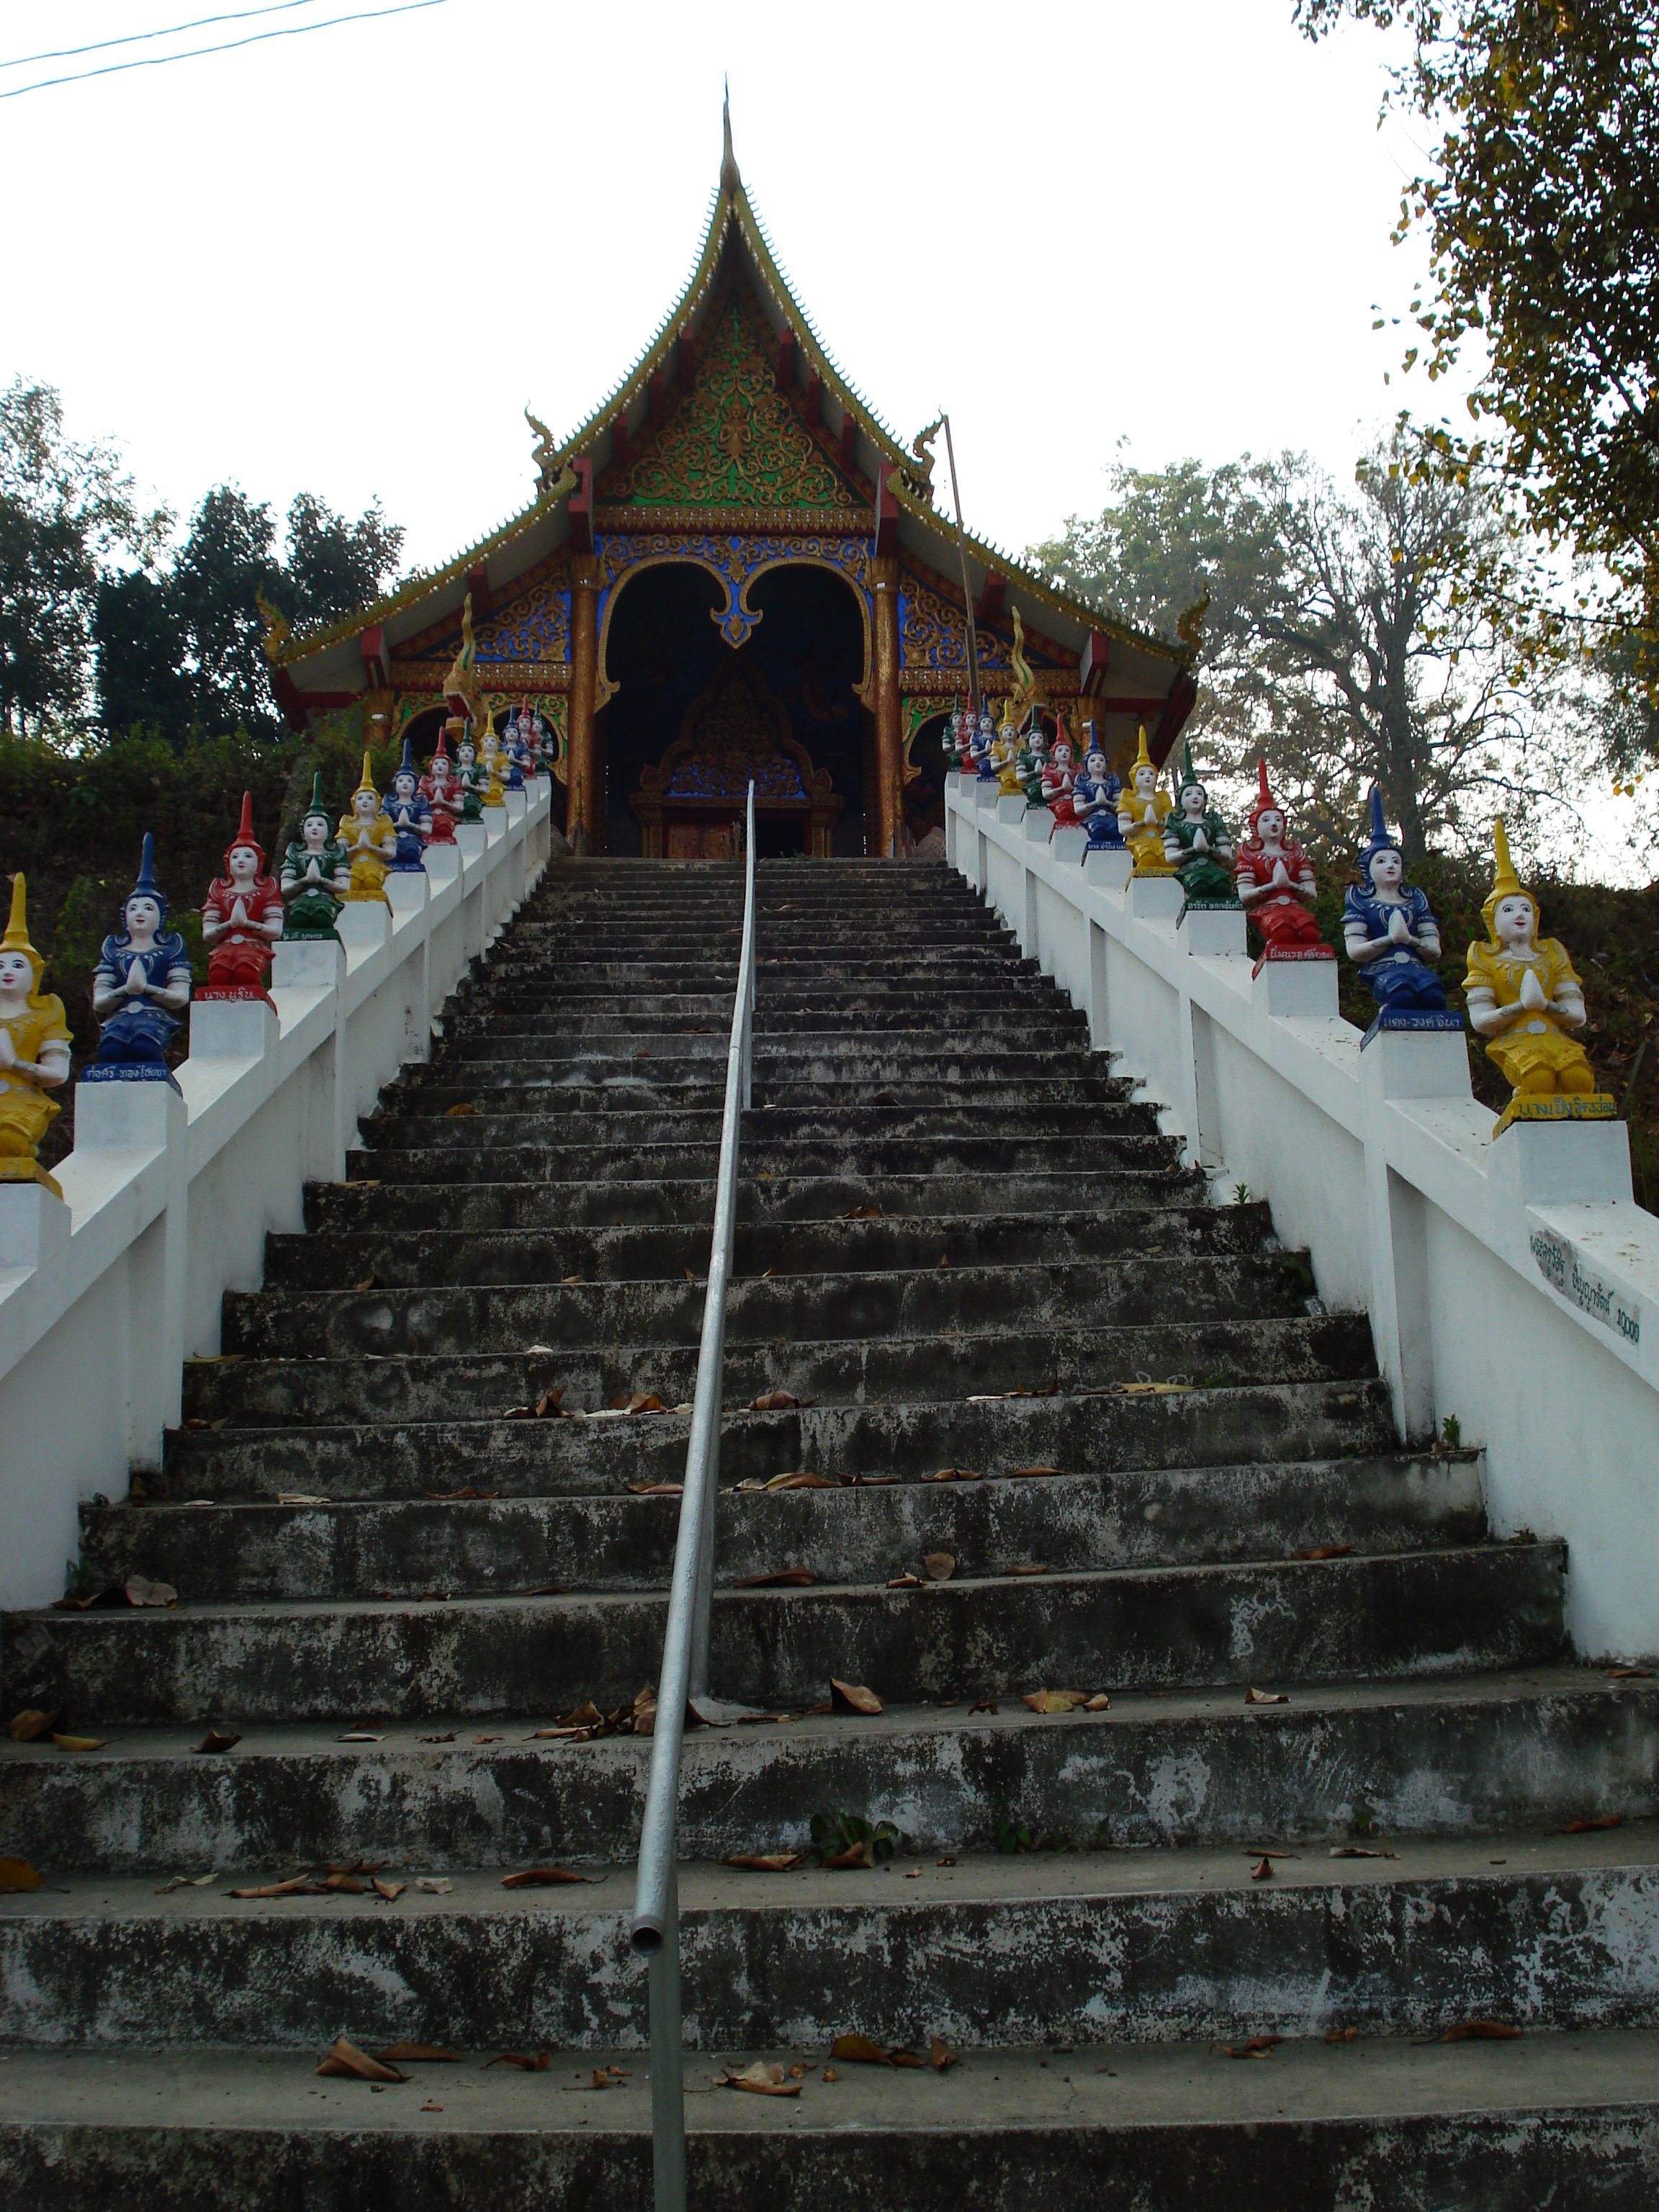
left=277, top=492, right=405, bottom=629
left=1, top=379, right=167, bottom=738
left=1294, top=0, right=1659, bottom=683
left=1031, top=437, right=1568, bottom=863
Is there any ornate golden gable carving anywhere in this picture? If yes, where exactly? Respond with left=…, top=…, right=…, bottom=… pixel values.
left=604, top=284, right=858, bottom=512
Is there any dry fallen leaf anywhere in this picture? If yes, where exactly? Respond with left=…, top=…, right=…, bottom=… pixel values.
left=924, top=1552, right=956, bottom=1582
left=276, top=1494, right=328, bottom=1507
left=484, top=2051, right=552, bottom=2072
left=420, top=2101, right=443, bottom=2112
left=377, top=2041, right=457, bottom=2063
left=1605, top=1665, right=1654, bottom=1680
left=9, top=1706, right=66, bottom=1743
left=1293, top=1544, right=1354, bottom=1562
left=373, top=1879, right=407, bottom=1902
left=318, top=2037, right=405, bottom=2083
left=1328, top=1846, right=1401, bottom=1861
left=748, top=1389, right=804, bottom=1411
left=719, top=2062, right=799, bottom=2096
left=353, top=1275, right=377, bottom=1293
left=1216, top=2036, right=1282, bottom=2060
left=194, top=1729, right=240, bottom=1755
left=930, top=2035, right=960, bottom=2072
left=0, top=1858, right=44, bottom=1893
left=935, top=1254, right=951, bottom=1269
left=500, top=1866, right=595, bottom=1888
left=1007, top=1563, right=1048, bottom=1578
left=1565, top=1815, right=1624, bottom=1834
left=1009, top=1466, right=1063, bottom=1480
left=765, top=1471, right=840, bottom=1491
left=1442, top=2021, right=1523, bottom=2042
left=922, top=1467, right=983, bottom=1484
left=967, top=1701, right=999, bottom=1717
left=734, top=1567, right=814, bottom=1588
left=229, top=1874, right=315, bottom=1899
left=336, top=1732, right=384, bottom=1744
left=418, top=1732, right=454, bottom=1745
left=124, top=1576, right=177, bottom=1608
left=831, top=2033, right=897, bottom=2067
left=51, top=1733, right=106, bottom=1752
left=887, top=1573, right=922, bottom=1590
left=822, top=2066, right=840, bottom=2082
left=628, top=1482, right=683, bottom=1496
left=1022, top=1691, right=1087, bottom=1715
left=323, top=1873, right=365, bottom=1894
left=1244, top=1687, right=1289, bottom=1706
left=841, top=1205, right=884, bottom=1220
left=1084, top=1694, right=1111, bottom=1712
left=562, top=1274, right=586, bottom=1287
left=1325, top=2028, right=1359, bottom=2044
left=760, top=1266, right=779, bottom=1279
left=830, top=1678, right=883, bottom=1716
left=423, top=1486, right=499, bottom=1501
left=1251, top=1856, right=1275, bottom=1881
left=444, top=1102, right=477, bottom=1117
left=724, top=1853, right=802, bottom=1873
left=415, top=1877, right=453, bottom=1894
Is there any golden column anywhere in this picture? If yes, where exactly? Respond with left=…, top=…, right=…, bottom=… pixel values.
left=869, top=556, right=902, bottom=858
left=567, top=555, right=602, bottom=848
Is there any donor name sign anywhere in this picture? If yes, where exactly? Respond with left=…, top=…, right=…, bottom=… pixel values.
left=1529, top=1227, right=1642, bottom=1347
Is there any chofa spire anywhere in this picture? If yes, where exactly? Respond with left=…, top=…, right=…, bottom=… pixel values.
left=720, top=80, right=741, bottom=197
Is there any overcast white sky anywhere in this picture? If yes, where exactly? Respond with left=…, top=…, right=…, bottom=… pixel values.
left=6, top=0, right=1433, bottom=567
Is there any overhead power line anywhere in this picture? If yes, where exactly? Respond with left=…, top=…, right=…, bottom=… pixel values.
left=1, top=4, right=320, bottom=73
left=0, top=0, right=449, bottom=100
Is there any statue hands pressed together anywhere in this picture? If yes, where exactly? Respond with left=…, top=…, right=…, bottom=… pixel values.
left=281, top=775, right=351, bottom=940
left=1071, top=727, right=1123, bottom=853
left=89, top=836, right=192, bottom=1079
left=382, top=738, right=433, bottom=873
left=1117, top=726, right=1175, bottom=876
left=1341, top=786, right=1450, bottom=1025
left=1235, top=758, right=1327, bottom=958
left=1163, top=742, right=1238, bottom=905
left=337, top=752, right=396, bottom=904
left=201, top=792, right=284, bottom=999
left=1462, top=818, right=1613, bottom=1135
left=0, top=874, right=72, bottom=1193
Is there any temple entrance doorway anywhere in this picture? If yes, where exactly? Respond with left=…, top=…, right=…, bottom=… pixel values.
left=599, top=561, right=868, bottom=857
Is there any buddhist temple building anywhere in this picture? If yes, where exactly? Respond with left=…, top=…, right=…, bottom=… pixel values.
left=271, top=104, right=1197, bottom=858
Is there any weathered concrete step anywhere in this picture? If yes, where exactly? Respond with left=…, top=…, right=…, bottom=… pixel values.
left=305, top=1167, right=1202, bottom=1236
left=2, top=1669, right=1645, bottom=1874
left=3, top=2036, right=1655, bottom=2212
left=2, top=1542, right=1565, bottom=1723
left=343, top=1127, right=1180, bottom=1182
left=0, top=1830, right=1649, bottom=2051
left=220, top=1251, right=1313, bottom=1359
left=165, top=1375, right=1395, bottom=1499
left=361, top=1097, right=1162, bottom=1155
left=443, top=1021, right=1087, bottom=1065
left=397, top=1051, right=1123, bottom=1101
left=86, top=1449, right=1478, bottom=1601
left=182, top=1311, right=1363, bottom=1429
left=260, top=1203, right=1277, bottom=1292
left=451, top=999, right=1088, bottom=1040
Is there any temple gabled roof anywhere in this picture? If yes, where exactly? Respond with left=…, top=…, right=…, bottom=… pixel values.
left=275, top=102, right=1192, bottom=719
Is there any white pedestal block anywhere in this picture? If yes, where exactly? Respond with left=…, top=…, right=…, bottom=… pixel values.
left=974, top=780, right=999, bottom=811
left=336, top=902, right=390, bottom=956
left=482, top=804, right=508, bottom=845
left=1359, top=1027, right=1473, bottom=1101
left=995, top=796, right=1025, bottom=825
left=0, top=1182, right=70, bottom=1273
left=1049, top=824, right=1088, bottom=866
left=424, top=844, right=462, bottom=890
left=1125, top=874, right=1185, bottom=923
left=1083, top=848, right=1134, bottom=893
left=455, top=824, right=488, bottom=867
left=950, top=773, right=979, bottom=799
left=385, top=871, right=428, bottom=920
left=1489, top=1119, right=1634, bottom=1205
left=1021, top=808, right=1053, bottom=845
left=189, top=996, right=278, bottom=1060
left=273, top=938, right=346, bottom=992
left=73, top=1076, right=186, bottom=1151
left=1251, top=956, right=1340, bottom=1018
left=1177, top=906, right=1248, bottom=957
left=504, top=789, right=527, bottom=825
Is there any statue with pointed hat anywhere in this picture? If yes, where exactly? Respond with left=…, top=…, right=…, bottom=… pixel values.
left=199, top=792, right=284, bottom=1000
left=0, top=876, right=72, bottom=1196
left=475, top=717, right=507, bottom=808
left=1341, top=785, right=1453, bottom=1028
left=87, top=835, right=193, bottom=1080
left=1162, top=740, right=1238, bottom=904
left=451, top=721, right=487, bottom=824
left=280, top=774, right=351, bottom=939
left=1463, top=818, right=1616, bottom=1136
left=337, top=750, right=397, bottom=902
left=993, top=705, right=1022, bottom=796
left=1235, top=757, right=1328, bottom=961
left=382, top=737, right=433, bottom=872
left=1116, top=726, right=1175, bottom=874
left=1070, top=721, right=1124, bottom=853
left=420, top=727, right=461, bottom=844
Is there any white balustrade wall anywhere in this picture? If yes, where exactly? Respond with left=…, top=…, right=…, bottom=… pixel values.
left=948, top=775, right=1659, bottom=1662
left=0, top=783, right=554, bottom=1612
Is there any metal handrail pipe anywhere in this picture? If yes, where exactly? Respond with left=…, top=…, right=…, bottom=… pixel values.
left=631, top=784, right=756, bottom=2212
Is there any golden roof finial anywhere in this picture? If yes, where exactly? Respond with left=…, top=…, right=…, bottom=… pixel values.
left=255, top=586, right=291, bottom=663
left=720, top=80, right=741, bottom=197
left=1176, top=589, right=1210, bottom=652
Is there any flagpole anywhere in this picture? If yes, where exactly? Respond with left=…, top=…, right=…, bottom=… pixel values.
left=940, top=412, right=981, bottom=721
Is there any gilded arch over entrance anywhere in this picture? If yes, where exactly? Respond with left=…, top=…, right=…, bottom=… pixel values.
left=594, top=532, right=871, bottom=711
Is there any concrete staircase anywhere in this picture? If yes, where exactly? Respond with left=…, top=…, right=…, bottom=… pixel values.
left=2, top=858, right=1655, bottom=2208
